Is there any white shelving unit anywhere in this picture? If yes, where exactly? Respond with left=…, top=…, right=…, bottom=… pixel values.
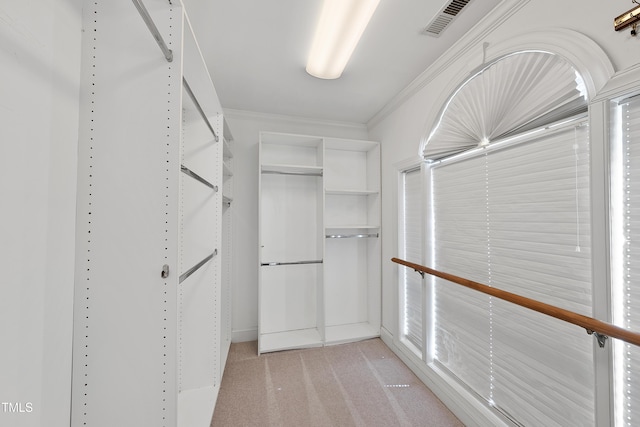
left=323, top=137, right=381, bottom=345
left=71, top=2, right=229, bottom=426
left=258, top=132, right=380, bottom=354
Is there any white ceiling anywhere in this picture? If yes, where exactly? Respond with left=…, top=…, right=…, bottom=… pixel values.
left=182, top=0, right=502, bottom=124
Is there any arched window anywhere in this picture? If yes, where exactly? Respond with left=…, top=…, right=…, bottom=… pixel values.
left=423, top=50, right=594, bottom=425
left=421, top=50, right=587, bottom=160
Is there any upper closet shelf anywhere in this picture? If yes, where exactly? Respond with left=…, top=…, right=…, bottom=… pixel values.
left=325, top=189, right=379, bottom=195
left=325, top=225, right=380, bottom=230
left=261, top=164, right=323, bottom=176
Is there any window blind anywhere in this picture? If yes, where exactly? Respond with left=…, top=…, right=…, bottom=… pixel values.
left=421, top=51, right=587, bottom=161
left=432, top=153, right=492, bottom=399
left=613, top=95, right=640, bottom=427
left=401, top=167, right=423, bottom=352
left=431, top=122, right=594, bottom=425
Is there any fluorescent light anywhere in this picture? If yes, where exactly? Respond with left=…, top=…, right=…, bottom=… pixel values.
left=306, top=0, right=381, bottom=79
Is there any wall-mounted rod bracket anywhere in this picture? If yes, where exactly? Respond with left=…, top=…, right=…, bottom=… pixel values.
left=131, top=0, right=173, bottom=62
left=414, top=269, right=425, bottom=278
left=586, top=329, right=608, bottom=348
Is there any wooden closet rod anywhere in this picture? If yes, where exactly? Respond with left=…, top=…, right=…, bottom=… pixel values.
left=131, top=0, right=173, bottom=62
left=391, top=257, right=640, bottom=348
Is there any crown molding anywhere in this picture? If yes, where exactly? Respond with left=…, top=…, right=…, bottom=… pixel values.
left=366, top=0, right=529, bottom=129
left=223, top=108, right=368, bottom=133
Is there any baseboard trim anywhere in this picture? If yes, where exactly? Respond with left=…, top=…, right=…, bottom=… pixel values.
left=231, top=328, right=258, bottom=343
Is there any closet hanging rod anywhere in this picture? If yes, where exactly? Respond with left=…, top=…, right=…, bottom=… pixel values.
left=131, top=0, right=173, bottom=62
left=181, top=165, right=218, bottom=192
left=326, top=233, right=379, bottom=239
left=179, top=250, right=217, bottom=284
left=183, top=78, right=219, bottom=142
left=260, top=260, right=323, bottom=267
left=261, top=170, right=323, bottom=177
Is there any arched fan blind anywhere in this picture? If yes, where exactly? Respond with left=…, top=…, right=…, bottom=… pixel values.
left=421, top=51, right=587, bottom=160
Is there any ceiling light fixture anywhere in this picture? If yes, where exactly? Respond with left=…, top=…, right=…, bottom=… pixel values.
left=306, top=0, right=381, bottom=79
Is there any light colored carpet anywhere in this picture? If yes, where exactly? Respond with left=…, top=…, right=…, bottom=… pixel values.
left=210, top=338, right=464, bottom=427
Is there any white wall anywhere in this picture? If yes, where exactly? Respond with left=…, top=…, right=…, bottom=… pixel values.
left=224, top=109, right=369, bottom=341
left=368, top=0, right=640, bottom=345
left=0, top=1, right=82, bottom=426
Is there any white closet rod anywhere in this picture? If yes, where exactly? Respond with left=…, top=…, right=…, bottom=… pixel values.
left=183, top=78, right=219, bottom=142
left=261, top=260, right=323, bottom=266
left=181, top=165, right=218, bottom=192
left=326, top=233, right=379, bottom=239
left=179, top=250, right=217, bottom=284
left=131, top=0, right=173, bottom=62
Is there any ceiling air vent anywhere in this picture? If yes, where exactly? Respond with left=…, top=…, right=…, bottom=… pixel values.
left=424, top=0, right=471, bottom=37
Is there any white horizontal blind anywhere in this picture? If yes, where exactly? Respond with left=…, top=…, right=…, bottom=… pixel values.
left=401, top=167, right=423, bottom=351
left=431, top=122, right=594, bottom=425
left=488, top=124, right=593, bottom=425
left=432, top=154, right=491, bottom=398
left=614, top=96, right=640, bottom=427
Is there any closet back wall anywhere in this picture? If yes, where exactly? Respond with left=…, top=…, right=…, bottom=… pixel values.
left=223, top=110, right=368, bottom=342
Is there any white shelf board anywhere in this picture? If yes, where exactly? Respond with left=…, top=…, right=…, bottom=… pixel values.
left=325, top=225, right=380, bottom=230
left=259, top=328, right=323, bottom=354
left=223, top=138, right=233, bottom=159
left=261, top=163, right=323, bottom=175
left=325, top=189, right=379, bottom=196
left=223, top=162, right=233, bottom=177
left=324, top=322, right=380, bottom=346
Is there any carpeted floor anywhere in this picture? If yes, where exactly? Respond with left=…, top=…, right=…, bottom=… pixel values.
left=210, top=338, right=464, bottom=427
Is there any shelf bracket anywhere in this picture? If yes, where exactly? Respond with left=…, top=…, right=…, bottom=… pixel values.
left=586, top=329, right=608, bottom=348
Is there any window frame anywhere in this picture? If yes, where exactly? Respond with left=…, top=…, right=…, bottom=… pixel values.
left=393, top=35, right=624, bottom=425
